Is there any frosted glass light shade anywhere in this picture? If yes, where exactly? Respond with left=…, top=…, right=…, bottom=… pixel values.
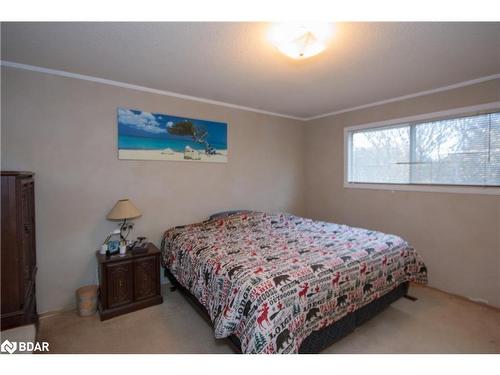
left=106, top=199, right=141, bottom=220
left=269, top=23, right=333, bottom=60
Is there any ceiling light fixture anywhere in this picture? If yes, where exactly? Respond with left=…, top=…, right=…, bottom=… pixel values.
left=268, top=23, right=334, bottom=60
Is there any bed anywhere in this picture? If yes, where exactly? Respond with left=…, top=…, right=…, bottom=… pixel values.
left=161, top=211, right=427, bottom=354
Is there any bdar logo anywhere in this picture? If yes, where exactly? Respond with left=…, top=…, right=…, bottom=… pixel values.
left=1, top=339, right=17, bottom=354
left=0, top=339, right=49, bottom=353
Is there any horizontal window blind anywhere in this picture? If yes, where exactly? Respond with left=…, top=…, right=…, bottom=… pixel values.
left=348, top=111, right=500, bottom=187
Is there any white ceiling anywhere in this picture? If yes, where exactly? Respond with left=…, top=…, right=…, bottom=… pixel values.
left=2, top=22, right=500, bottom=119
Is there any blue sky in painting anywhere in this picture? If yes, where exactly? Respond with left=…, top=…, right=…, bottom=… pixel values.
left=117, top=108, right=227, bottom=147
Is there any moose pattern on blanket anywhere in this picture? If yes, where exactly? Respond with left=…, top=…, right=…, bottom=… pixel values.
left=161, top=212, right=427, bottom=354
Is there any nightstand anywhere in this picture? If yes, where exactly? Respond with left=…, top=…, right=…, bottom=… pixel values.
left=96, top=242, right=163, bottom=320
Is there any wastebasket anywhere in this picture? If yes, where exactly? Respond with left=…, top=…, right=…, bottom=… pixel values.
left=76, top=285, right=98, bottom=317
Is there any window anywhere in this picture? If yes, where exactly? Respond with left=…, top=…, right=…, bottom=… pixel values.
left=346, top=106, right=500, bottom=192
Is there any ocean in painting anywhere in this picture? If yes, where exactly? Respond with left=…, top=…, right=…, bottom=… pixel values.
left=117, top=108, right=228, bottom=162
left=118, top=135, right=227, bottom=152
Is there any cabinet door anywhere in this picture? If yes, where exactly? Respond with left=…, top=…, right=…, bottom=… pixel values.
left=20, top=179, right=35, bottom=286
left=134, top=257, right=158, bottom=301
left=27, top=181, right=36, bottom=271
left=105, top=261, right=133, bottom=308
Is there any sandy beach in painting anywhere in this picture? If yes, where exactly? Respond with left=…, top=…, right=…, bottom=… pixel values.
left=119, top=149, right=228, bottom=163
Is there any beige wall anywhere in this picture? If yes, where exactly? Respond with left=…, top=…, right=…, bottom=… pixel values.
left=1, top=67, right=305, bottom=313
left=304, top=79, right=500, bottom=307
left=2, top=66, right=499, bottom=312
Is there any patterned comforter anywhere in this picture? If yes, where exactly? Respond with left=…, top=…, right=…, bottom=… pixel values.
left=161, top=212, right=427, bottom=354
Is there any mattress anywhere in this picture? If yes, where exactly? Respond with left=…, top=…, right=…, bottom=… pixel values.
left=161, top=212, right=427, bottom=354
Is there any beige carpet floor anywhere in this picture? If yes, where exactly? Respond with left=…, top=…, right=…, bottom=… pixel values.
left=37, top=284, right=500, bottom=354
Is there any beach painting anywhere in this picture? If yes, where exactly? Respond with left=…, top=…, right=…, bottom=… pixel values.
left=117, top=108, right=228, bottom=162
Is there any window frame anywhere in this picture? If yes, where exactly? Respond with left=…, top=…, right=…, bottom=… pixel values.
left=344, top=102, right=500, bottom=195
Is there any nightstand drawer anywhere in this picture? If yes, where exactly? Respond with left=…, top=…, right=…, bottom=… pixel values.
left=105, top=261, right=133, bottom=309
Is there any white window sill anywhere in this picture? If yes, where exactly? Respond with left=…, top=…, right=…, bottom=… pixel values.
left=344, top=182, right=500, bottom=195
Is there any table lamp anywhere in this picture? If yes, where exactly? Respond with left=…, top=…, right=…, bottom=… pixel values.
left=106, top=199, right=141, bottom=241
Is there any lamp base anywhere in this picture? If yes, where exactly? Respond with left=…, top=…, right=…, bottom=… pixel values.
left=119, top=219, right=134, bottom=241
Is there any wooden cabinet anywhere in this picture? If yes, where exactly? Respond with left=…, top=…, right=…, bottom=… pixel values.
left=1, top=171, right=38, bottom=330
left=96, top=243, right=162, bottom=320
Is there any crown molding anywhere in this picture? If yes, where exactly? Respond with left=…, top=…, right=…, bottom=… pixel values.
left=0, top=60, right=305, bottom=121
left=2, top=60, right=499, bottom=122
left=304, top=73, right=500, bottom=121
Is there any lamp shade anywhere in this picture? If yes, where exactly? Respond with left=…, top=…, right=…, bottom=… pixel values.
left=106, top=199, right=141, bottom=220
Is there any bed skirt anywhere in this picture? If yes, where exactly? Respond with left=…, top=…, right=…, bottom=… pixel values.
left=163, top=267, right=409, bottom=354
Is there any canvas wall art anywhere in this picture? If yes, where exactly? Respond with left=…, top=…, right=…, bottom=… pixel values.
left=117, top=108, right=228, bottom=162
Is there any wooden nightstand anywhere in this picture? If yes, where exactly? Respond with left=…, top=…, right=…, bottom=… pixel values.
left=96, top=243, right=163, bottom=320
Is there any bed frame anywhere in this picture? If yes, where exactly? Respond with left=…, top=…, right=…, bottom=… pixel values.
left=164, top=267, right=410, bottom=354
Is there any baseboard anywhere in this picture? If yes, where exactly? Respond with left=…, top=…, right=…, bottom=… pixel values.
left=38, top=304, right=76, bottom=320
left=37, top=281, right=499, bottom=319
left=410, top=283, right=500, bottom=312
left=39, top=283, right=172, bottom=319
